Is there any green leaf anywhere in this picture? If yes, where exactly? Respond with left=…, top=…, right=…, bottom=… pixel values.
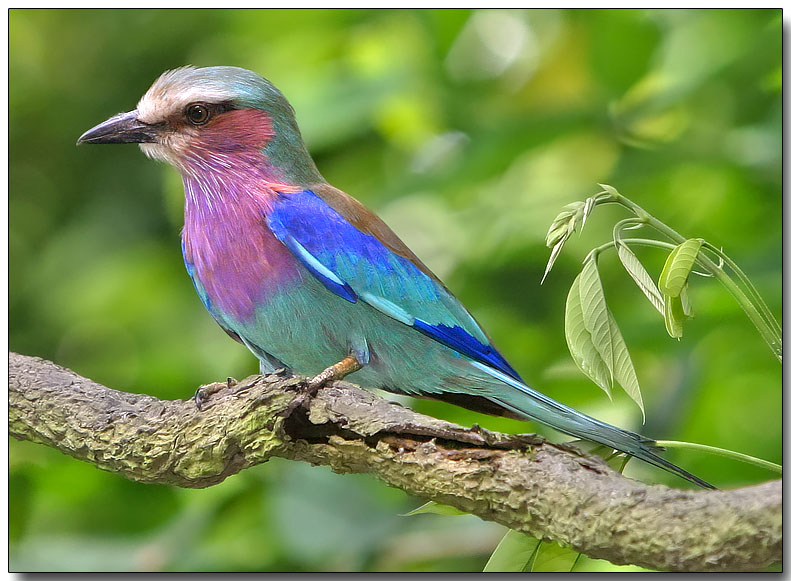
left=483, top=529, right=541, bottom=572
left=581, top=195, right=596, bottom=229
left=542, top=242, right=565, bottom=285
left=542, top=201, right=586, bottom=284
left=579, top=258, right=615, bottom=384
left=401, top=501, right=467, bottom=517
left=530, top=540, right=583, bottom=572
left=546, top=223, right=568, bottom=248
left=566, top=263, right=645, bottom=417
left=616, top=241, right=664, bottom=314
left=658, top=240, right=702, bottom=340
left=607, top=309, right=645, bottom=419
left=658, top=243, right=682, bottom=289
left=658, top=238, right=703, bottom=297
left=598, top=183, right=620, bottom=197
left=565, top=273, right=612, bottom=397
left=680, top=284, right=693, bottom=317
left=663, top=293, right=687, bottom=339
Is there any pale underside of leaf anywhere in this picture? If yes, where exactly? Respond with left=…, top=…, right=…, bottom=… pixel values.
left=663, top=296, right=683, bottom=338
left=565, top=274, right=612, bottom=397
left=607, top=310, right=645, bottom=420
left=542, top=240, right=565, bottom=284
left=483, top=530, right=542, bottom=572
left=543, top=200, right=595, bottom=284
left=582, top=195, right=596, bottom=229
left=680, top=284, right=693, bottom=317
left=579, top=258, right=615, bottom=381
left=616, top=241, right=664, bottom=314
left=663, top=286, right=692, bottom=340
left=567, top=261, right=645, bottom=417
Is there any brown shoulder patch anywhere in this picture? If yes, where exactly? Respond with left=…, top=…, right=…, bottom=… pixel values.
left=310, top=182, right=444, bottom=284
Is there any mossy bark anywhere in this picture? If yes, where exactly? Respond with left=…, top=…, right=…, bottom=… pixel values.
left=9, top=352, right=781, bottom=572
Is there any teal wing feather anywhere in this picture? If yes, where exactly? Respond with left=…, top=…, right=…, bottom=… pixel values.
left=266, top=189, right=522, bottom=380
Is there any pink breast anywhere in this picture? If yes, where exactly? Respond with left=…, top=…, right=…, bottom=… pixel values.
left=181, top=174, right=302, bottom=322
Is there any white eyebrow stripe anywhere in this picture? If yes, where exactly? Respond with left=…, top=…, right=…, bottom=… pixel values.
left=137, top=89, right=235, bottom=123
left=136, top=71, right=238, bottom=124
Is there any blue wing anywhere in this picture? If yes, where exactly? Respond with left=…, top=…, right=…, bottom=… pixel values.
left=266, top=189, right=521, bottom=381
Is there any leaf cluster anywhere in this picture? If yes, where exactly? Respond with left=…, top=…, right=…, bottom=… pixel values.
left=544, top=185, right=781, bottom=414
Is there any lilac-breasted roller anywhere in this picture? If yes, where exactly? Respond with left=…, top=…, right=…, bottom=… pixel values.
left=78, top=66, right=710, bottom=488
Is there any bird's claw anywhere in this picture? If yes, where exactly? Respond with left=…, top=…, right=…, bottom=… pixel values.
left=283, top=365, right=351, bottom=415
left=194, top=380, right=232, bottom=410
left=281, top=379, right=320, bottom=417
left=305, top=372, right=332, bottom=393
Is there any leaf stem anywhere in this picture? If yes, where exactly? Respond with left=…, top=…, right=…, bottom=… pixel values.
left=599, top=188, right=781, bottom=362
left=702, top=242, right=782, bottom=338
left=655, top=440, right=782, bottom=474
left=592, top=237, right=676, bottom=256
left=694, top=250, right=782, bottom=361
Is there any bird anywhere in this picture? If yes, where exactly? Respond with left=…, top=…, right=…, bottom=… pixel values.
left=77, top=65, right=711, bottom=489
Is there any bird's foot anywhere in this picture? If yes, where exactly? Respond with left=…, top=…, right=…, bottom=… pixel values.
left=285, top=355, right=363, bottom=414
left=306, top=355, right=363, bottom=393
left=194, top=377, right=238, bottom=410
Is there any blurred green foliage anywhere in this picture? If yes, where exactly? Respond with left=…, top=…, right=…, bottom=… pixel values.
left=10, top=8, right=781, bottom=572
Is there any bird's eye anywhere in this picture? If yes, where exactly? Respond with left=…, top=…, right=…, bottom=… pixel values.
left=185, top=104, right=211, bottom=125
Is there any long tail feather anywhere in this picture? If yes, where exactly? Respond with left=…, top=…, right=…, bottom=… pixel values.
left=470, top=362, right=713, bottom=489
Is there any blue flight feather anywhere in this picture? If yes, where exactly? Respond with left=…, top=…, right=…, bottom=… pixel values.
left=414, top=320, right=522, bottom=380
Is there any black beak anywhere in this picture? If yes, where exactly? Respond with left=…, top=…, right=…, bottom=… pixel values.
left=77, top=110, right=160, bottom=145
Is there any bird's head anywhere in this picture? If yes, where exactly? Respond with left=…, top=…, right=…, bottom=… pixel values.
left=78, top=66, right=320, bottom=184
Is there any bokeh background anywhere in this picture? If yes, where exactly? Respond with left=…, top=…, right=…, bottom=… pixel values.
left=9, top=8, right=781, bottom=572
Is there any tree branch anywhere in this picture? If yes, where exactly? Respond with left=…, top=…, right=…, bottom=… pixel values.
left=9, top=352, right=780, bottom=572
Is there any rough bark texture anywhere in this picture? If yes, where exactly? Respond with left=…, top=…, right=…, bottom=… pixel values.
left=8, top=351, right=781, bottom=572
